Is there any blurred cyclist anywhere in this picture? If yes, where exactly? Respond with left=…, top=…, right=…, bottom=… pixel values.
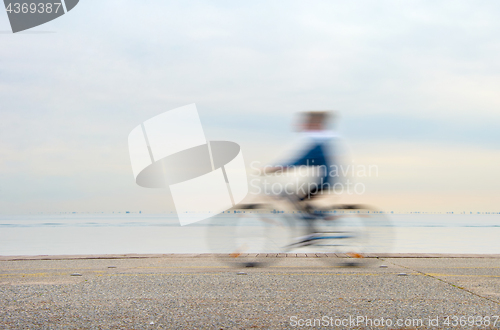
left=263, top=111, right=338, bottom=238
left=264, top=111, right=337, bottom=202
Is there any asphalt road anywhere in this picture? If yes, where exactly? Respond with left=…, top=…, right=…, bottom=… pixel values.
left=1, top=255, right=499, bottom=329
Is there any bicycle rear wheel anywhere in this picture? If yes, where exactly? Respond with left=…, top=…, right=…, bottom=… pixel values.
left=294, top=205, right=393, bottom=266
left=206, top=204, right=393, bottom=267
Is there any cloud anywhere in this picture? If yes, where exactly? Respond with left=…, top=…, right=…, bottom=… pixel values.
left=1, top=0, right=499, bottom=212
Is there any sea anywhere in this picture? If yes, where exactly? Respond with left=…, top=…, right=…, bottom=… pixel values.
left=0, top=213, right=499, bottom=256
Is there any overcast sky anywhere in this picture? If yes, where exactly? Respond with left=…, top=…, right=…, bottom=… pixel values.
left=1, top=0, right=499, bottom=213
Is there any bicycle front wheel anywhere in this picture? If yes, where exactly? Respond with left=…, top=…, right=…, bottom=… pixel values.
left=206, top=205, right=294, bottom=267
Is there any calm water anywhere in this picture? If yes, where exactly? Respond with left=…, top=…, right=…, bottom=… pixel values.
left=0, top=214, right=499, bottom=255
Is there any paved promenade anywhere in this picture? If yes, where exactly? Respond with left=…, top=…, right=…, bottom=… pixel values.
left=1, top=254, right=499, bottom=329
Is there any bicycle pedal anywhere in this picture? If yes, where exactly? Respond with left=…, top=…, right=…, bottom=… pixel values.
left=245, top=262, right=258, bottom=268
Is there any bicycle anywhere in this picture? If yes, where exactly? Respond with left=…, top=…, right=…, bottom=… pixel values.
left=206, top=192, right=393, bottom=267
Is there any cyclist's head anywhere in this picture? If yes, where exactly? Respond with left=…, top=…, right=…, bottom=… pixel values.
left=300, top=111, right=334, bottom=131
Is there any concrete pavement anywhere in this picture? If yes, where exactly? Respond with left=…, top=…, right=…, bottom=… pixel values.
left=0, top=254, right=499, bottom=329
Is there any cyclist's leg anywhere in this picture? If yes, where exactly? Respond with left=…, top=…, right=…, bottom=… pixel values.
left=296, top=184, right=326, bottom=234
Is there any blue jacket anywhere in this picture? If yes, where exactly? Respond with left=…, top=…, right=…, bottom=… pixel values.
left=281, top=131, right=336, bottom=187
